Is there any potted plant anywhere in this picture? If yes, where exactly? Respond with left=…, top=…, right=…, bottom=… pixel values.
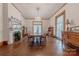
left=13, top=31, right=21, bottom=42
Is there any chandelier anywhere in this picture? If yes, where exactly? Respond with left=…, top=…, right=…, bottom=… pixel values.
left=35, top=7, right=41, bottom=21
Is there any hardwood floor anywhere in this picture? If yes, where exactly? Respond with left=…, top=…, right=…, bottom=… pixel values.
left=0, top=36, right=77, bottom=56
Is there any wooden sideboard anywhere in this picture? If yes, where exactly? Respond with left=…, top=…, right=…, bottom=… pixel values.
left=62, top=31, right=79, bottom=48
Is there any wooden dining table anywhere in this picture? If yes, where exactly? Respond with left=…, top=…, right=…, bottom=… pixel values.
left=28, top=35, right=46, bottom=47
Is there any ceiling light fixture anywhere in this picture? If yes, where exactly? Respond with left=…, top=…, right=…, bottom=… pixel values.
left=35, top=7, right=41, bottom=21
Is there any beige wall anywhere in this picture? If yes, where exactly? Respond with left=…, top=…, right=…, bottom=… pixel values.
left=0, top=3, right=9, bottom=42
left=50, top=3, right=79, bottom=35
left=42, top=20, right=50, bottom=34
left=8, top=4, right=25, bottom=26
left=24, top=19, right=50, bottom=34
left=3, top=3, right=9, bottom=42
left=0, top=4, right=3, bottom=42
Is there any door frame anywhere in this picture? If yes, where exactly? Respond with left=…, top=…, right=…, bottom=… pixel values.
left=32, top=21, right=42, bottom=35
left=55, top=10, right=65, bottom=39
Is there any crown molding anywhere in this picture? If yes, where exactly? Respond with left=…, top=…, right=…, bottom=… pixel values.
left=11, top=3, right=66, bottom=20
left=24, top=17, right=35, bottom=20
left=11, top=3, right=26, bottom=20
left=48, top=3, right=67, bottom=20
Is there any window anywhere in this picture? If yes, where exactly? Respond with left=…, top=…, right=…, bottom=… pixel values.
left=55, top=11, right=65, bottom=39
left=33, top=21, right=42, bottom=35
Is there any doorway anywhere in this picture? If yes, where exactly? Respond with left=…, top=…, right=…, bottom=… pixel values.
left=55, top=11, right=65, bottom=39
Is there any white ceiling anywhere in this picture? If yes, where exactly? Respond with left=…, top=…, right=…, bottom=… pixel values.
left=13, top=3, right=65, bottom=20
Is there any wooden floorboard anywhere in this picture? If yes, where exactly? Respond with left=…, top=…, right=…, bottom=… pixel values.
left=0, top=36, right=78, bottom=56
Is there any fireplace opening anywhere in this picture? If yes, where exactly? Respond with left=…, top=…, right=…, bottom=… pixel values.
left=13, top=31, right=21, bottom=42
